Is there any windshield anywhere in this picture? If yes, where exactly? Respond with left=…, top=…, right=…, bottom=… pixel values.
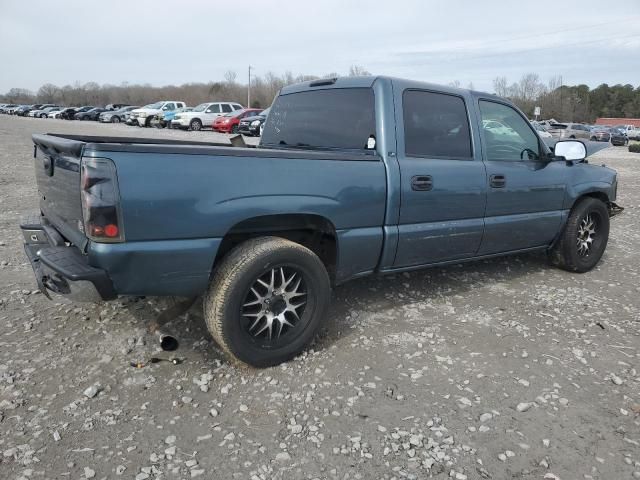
left=147, top=102, right=164, bottom=109
left=192, top=103, right=209, bottom=112
left=261, top=89, right=375, bottom=150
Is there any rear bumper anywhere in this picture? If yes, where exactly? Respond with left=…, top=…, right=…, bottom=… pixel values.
left=20, top=215, right=116, bottom=302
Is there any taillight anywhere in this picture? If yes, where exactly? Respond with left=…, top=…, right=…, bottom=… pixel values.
left=80, top=157, right=125, bottom=243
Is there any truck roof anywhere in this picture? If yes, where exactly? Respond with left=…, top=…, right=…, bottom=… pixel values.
left=279, top=75, right=496, bottom=100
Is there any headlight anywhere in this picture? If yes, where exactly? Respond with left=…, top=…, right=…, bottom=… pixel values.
left=251, top=120, right=260, bottom=126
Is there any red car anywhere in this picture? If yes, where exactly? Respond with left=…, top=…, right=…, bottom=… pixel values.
left=212, top=108, right=263, bottom=134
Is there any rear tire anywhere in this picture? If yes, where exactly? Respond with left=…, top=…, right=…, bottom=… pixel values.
left=549, top=197, right=609, bottom=273
left=203, top=237, right=331, bottom=368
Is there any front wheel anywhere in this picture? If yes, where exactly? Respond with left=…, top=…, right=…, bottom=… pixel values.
left=549, top=197, right=609, bottom=273
left=204, top=237, right=331, bottom=368
left=189, top=119, right=202, bottom=131
left=111, top=116, right=120, bottom=123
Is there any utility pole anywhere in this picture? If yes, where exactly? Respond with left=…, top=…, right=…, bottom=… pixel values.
left=247, top=65, right=252, bottom=108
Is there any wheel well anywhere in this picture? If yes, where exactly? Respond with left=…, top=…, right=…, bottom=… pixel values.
left=581, top=192, right=609, bottom=205
left=213, top=214, right=338, bottom=282
left=190, top=118, right=201, bottom=124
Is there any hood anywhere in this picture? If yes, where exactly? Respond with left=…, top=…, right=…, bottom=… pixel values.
left=242, top=114, right=265, bottom=122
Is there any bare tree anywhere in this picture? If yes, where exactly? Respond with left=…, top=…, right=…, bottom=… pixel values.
left=348, top=65, right=371, bottom=76
left=224, top=70, right=237, bottom=85
left=493, top=76, right=509, bottom=97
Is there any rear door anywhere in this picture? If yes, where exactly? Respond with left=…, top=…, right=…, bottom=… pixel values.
left=203, top=103, right=221, bottom=123
left=393, top=88, right=487, bottom=268
left=476, top=99, right=567, bottom=254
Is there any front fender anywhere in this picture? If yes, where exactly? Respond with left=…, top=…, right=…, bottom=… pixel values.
left=564, top=181, right=613, bottom=209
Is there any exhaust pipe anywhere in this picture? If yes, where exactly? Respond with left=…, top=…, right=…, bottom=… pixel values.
left=156, top=330, right=179, bottom=351
left=147, top=297, right=197, bottom=352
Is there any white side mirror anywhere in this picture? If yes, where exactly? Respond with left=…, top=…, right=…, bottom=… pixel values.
left=554, top=140, right=586, bottom=162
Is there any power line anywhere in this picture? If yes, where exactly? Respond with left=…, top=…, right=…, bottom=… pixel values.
left=401, top=32, right=640, bottom=65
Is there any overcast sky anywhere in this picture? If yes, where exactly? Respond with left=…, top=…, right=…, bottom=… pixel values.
left=1, top=0, right=639, bottom=94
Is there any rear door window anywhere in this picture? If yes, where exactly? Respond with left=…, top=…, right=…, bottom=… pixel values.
left=221, top=104, right=233, bottom=113
left=403, top=90, right=472, bottom=159
left=261, top=88, right=376, bottom=151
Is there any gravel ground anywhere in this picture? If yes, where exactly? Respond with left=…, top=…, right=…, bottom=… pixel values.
left=0, top=116, right=639, bottom=480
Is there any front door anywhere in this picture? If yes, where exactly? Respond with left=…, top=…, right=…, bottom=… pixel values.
left=393, top=88, right=487, bottom=268
left=476, top=99, right=568, bottom=255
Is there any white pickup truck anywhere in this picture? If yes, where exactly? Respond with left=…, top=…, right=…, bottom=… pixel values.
left=618, top=125, right=640, bottom=140
left=131, top=101, right=187, bottom=127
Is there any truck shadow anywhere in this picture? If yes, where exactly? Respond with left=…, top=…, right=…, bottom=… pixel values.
left=128, top=250, right=551, bottom=365
left=315, top=250, right=551, bottom=347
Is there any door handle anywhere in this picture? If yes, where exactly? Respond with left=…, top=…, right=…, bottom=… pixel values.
left=490, top=174, right=506, bottom=188
left=411, top=175, right=432, bottom=191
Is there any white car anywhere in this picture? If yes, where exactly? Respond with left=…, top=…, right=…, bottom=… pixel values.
left=532, top=122, right=552, bottom=138
left=131, top=101, right=187, bottom=127
left=171, top=102, right=244, bottom=131
left=47, top=107, right=65, bottom=119
left=482, top=119, right=518, bottom=137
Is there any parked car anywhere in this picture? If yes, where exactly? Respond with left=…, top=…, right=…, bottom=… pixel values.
left=149, top=107, right=192, bottom=128
left=592, top=127, right=628, bottom=146
left=0, top=104, right=17, bottom=113
left=22, top=76, right=621, bottom=367
left=130, top=101, right=187, bottom=127
left=15, top=104, right=41, bottom=116
left=532, top=122, right=552, bottom=139
left=238, top=107, right=270, bottom=136
left=105, top=103, right=131, bottom=111
left=171, top=102, right=243, bottom=131
left=75, top=107, right=107, bottom=121
left=7, top=105, right=26, bottom=115
left=212, top=108, right=263, bottom=134
left=33, top=106, right=61, bottom=118
left=99, top=106, right=139, bottom=123
left=28, top=105, right=58, bottom=117
left=46, top=107, right=66, bottom=118
left=57, top=107, right=79, bottom=120
left=547, top=123, right=591, bottom=140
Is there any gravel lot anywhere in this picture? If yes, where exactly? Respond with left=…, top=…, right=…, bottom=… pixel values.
left=0, top=116, right=639, bottom=480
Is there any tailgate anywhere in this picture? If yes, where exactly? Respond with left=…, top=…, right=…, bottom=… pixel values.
left=32, top=134, right=87, bottom=248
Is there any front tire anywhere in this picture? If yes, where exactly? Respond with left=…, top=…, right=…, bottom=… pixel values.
left=549, top=197, right=609, bottom=273
left=204, top=237, right=331, bottom=368
left=111, top=116, right=120, bottom=123
left=189, top=119, right=202, bottom=131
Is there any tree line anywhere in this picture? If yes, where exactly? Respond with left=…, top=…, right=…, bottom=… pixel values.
left=491, top=74, right=640, bottom=122
left=0, top=66, right=370, bottom=110
left=2, top=68, right=639, bottom=122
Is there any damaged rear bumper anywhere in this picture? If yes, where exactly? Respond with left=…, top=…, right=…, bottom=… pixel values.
left=20, top=214, right=117, bottom=302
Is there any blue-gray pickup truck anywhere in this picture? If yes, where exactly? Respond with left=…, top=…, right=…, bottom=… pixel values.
left=22, top=76, right=621, bottom=367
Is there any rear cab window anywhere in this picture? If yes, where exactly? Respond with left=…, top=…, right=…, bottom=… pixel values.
left=261, top=88, right=376, bottom=151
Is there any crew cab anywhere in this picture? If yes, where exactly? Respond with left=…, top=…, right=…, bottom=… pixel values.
left=21, top=76, right=621, bottom=367
left=130, top=101, right=186, bottom=127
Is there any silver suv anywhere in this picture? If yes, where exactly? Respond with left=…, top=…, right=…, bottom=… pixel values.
left=548, top=123, right=591, bottom=140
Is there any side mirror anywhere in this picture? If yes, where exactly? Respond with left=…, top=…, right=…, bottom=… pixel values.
left=554, top=140, right=586, bottom=162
